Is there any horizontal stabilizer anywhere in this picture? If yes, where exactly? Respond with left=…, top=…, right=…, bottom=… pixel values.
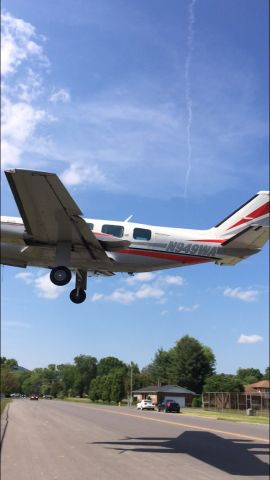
left=222, top=225, right=269, bottom=249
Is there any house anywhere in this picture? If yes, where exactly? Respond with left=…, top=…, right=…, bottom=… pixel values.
left=244, top=380, right=270, bottom=397
left=132, top=384, right=197, bottom=408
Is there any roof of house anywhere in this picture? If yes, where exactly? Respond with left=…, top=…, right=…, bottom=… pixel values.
left=245, top=380, right=270, bottom=389
left=133, top=384, right=197, bottom=395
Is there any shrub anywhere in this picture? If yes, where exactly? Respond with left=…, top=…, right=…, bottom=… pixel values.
left=192, top=396, right=202, bottom=408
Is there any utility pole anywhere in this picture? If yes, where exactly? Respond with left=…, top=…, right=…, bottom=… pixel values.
left=130, top=364, right=133, bottom=407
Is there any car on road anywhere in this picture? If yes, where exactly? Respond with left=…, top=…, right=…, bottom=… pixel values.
left=30, top=394, right=39, bottom=400
left=136, top=399, right=155, bottom=410
left=157, top=400, right=180, bottom=413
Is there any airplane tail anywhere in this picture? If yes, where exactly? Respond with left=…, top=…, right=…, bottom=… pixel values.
left=212, top=191, right=270, bottom=249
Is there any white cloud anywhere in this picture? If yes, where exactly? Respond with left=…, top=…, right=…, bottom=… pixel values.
left=1, top=11, right=47, bottom=76
left=50, top=88, right=70, bottom=104
left=238, top=334, right=263, bottom=344
left=60, top=162, right=109, bottom=187
left=125, top=272, right=156, bottom=285
left=2, top=98, right=46, bottom=143
left=106, top=289, right=136, bottom=305
left=34, top=273, right=66, bottom=299
left=91, top=292, right=104, bottom=302
left=1, top=11, right=50, bottom=169
left=135, top=284, right=164, bottom=300
left=92, top=283, right=165, bottom=305
left=165, top=275, right=185, bottom=286
left=15, top=270, right=66, bottom=299
left=223, top=287, right=259, bottom=302
left=15, top=272, right=34, bottom=284
left=178, top=304, right=199, bottom=312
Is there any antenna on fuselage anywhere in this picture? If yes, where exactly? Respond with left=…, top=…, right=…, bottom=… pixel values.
left=124, top=215, right=133, bottom=222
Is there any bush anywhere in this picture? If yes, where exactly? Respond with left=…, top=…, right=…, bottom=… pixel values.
left=192, top=396, right=202, bottom=408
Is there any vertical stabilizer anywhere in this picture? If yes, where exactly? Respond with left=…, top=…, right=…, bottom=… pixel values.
left=213, top=191, right=269, bottom=239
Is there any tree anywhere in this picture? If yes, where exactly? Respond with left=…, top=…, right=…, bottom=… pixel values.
left=202, top=346, right=216, bottom=376
left=125, top=362, right=141, bottom=399
left=97, top=357, right=127, bottom=377
left=74, top=355, right=97, bottom=397
left=168, top=336, right=215, bottom=393
left=263, top=367, right=270, bottom=380
left=1, top=357, right=18, bottom=369
left=142, top=348, right=172, bottom=385
left=0, top=367, right=20, bottom=396
left=203, top=374, right=244, bottom=393
left=110, top=369, right=126, bottom=402
left=236, top=368, right=263, bottom=385
left=89, top=368, right=126, bottom=403
left=57, top=364, right=76, bottom=397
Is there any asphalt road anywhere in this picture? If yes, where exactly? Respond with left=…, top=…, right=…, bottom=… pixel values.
left=1, top=400, right=269, bottom=480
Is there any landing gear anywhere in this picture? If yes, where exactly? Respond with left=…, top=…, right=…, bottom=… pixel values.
left=50, top=266, right=72, bottom=286
left=70, top=288, right=86, bottom=304
left=49, top=265, right=87, bottom=303
left=69, top=270, right=87, bottom=304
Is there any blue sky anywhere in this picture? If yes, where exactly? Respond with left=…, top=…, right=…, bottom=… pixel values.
left=1, top=0, right=269, bottom=374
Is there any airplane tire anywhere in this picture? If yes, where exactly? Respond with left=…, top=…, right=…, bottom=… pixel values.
left=70, top=288, right=86, bottom=304
left=50, top=266, right=72, bottom=286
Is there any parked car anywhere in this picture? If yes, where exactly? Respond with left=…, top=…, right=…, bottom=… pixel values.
left=157, top=400, right=180, bottom=413
left=43, top=395, right=53, bottom=399
left=30, top=394, right=39, bottom=400
left=137, top=399, right=155, bottom=410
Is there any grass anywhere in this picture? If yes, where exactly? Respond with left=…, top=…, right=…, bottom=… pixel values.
left=62, top=399, right=269, bottom=424
left=62, top=397, right=121, bottom=406
left=183, top=408, right=270, bottom=424
left=63, top=397, right=92, bottom=403
left=0, top=398, right=11, bottom=415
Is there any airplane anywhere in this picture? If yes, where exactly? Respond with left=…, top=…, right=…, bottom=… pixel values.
left=1, top=169, right=269, bottom=304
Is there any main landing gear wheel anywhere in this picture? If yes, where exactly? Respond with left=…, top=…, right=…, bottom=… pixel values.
left=50, top=266, right=72, bottom=286
left=70, top=288, right=86, bottom=304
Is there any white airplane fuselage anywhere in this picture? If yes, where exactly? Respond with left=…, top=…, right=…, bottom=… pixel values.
left=1, top=215, right=228, bottom=273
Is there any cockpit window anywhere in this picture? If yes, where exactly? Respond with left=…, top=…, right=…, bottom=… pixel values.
left=88, top=223, right=94, bottom=230
left=101, top=224, right=124, bottom=238
left=133, top=228, right=151, bottom=241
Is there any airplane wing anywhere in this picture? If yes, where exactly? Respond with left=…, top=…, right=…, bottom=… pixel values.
left=5, top=169, right=112, bottom=265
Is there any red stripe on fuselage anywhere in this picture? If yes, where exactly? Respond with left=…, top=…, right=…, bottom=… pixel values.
left=118, top=248, right=213, bottom=264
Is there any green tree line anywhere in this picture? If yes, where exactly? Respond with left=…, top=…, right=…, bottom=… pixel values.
left=1, top=337, right=269, bottom=402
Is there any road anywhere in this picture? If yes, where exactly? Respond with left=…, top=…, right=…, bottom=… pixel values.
left=1, top=400, right=269, bottom=480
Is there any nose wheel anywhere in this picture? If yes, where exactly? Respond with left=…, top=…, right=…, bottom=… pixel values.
left=69, top=270, right=87, bottom=304
left=70, top=288, right=86, bottom=304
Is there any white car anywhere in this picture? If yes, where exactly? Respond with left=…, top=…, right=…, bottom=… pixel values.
left=136, top=400, right=155, bottom=410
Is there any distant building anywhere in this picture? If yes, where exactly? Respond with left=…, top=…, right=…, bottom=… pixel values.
left=133, top=384, right=197, bottom=408
left=244, top=380, right=270, bottom=398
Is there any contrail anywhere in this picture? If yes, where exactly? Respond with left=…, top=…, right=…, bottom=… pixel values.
left=184, top=0, right=196, bottom=198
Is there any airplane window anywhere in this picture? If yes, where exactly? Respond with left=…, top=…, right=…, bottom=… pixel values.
left=88, top=223, right=94, bottom=230
left=102, top=224, right=124, bottom=238
left=133, top=228, right=151, bottom=241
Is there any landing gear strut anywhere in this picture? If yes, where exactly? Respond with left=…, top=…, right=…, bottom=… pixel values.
left=69, top=270, right=87, bottom=304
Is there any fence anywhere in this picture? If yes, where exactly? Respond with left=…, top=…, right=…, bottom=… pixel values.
left=202, top=392, right=269, bottom=416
